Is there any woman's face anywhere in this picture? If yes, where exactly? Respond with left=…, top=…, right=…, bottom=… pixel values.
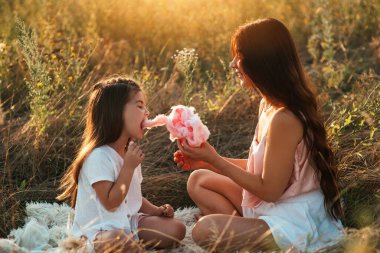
left=229, top=55, right=254, bottom=87
left=123, top=91, right=150, bottom=140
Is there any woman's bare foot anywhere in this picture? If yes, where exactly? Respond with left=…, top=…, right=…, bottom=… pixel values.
left=194, top=213, right=203, bottom=221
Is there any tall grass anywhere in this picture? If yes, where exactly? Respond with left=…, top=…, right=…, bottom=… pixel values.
left=0, top=0, right=379, bottom=251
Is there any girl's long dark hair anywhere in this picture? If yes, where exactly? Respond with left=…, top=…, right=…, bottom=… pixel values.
left=57, top=77, right=141, bottom=208
left=231, top=18, right=343, bottom=220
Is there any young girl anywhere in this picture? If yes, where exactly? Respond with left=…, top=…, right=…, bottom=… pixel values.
left=57, top=77, right=186, bottom=252
left=174, top=18, right=345, bottom=252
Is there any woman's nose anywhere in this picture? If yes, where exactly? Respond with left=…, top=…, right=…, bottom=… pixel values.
left=229, top=60, right=234, bottom=69
left=229, top=58, right=237, bottom=69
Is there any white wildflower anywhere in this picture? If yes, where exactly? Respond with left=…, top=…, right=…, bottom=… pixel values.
left=0, top=42, right=6, bottom=52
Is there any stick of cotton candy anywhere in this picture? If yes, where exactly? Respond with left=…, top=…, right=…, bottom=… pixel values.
left=142, top=105, right=210, bottom=147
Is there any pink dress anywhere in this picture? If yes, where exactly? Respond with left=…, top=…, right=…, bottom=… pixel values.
left=241, top=106, right=345, bottom=252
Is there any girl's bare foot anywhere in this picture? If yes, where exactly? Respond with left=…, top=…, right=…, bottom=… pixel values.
left=194, top=213, right=203, bottom=221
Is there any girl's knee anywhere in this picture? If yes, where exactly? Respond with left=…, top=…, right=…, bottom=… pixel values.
left=94, top=230, right=141, bottom=253
left=169, top=219, right=186, bottom=241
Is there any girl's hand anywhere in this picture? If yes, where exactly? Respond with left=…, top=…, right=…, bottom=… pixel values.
left=176, top=139, right=220, bottom=164
left=123, top=141, right=144, bottom=171
left=174, top=150, right=210, bottom=171
left=154, top=204, right=174, bottom=218
left=161, top=204, right=174, bottom=218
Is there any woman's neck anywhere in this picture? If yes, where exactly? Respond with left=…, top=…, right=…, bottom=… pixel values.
left=263, top=97, right=285, bottom=112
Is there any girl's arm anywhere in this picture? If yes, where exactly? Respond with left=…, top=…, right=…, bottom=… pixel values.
left=139, top=197, right=163, bottom=215
left=178, top=109, right=303, bottom=203
left=139, top=198, right=175, bottom=217
left=92, top=168, right=135, bottom=211
left=93, top=142, right=144, bottom=211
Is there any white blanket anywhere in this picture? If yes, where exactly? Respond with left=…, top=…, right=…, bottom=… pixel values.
left=1, top=202, right=204, bottom=253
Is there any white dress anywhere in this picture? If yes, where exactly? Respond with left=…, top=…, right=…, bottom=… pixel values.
left=242, top=106, right=345, bottom=251
left=71, top=145, right=144, bottom=250
left=242, top=190, right=345, bottom=252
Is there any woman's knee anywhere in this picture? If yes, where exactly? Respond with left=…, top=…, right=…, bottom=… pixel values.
left=187, top=169, right=208, bottom=195
left=192, top=216, right=216, bottom=246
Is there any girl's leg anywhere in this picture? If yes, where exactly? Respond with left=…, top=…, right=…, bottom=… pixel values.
left=187, top=169, right=243, bottom=216
left=192, top=214, right=280, bottom=252
left=137, top=216, right=186, bottom=249
left=93, top=229, right=144, bottom=253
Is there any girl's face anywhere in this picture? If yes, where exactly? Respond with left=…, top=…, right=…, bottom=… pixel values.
left=123, top=91, right=149, bottom=140
left=229, top=55, right=255, bottom=87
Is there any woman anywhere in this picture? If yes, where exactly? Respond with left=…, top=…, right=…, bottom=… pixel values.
left=174, top=18, right=345, bottom=252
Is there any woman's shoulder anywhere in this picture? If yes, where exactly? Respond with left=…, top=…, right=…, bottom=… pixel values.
left=268, top=108, right=303, bottom=143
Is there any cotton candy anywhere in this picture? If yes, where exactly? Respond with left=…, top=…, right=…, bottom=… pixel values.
left=142, top=105, right=210, bottom=147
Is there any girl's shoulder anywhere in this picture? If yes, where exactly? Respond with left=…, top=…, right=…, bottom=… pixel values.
left=84, top=145, right=117, bottom=166
left=82, top=146, right=118, bottom=183
left=87, top=145, right=110, bottom=158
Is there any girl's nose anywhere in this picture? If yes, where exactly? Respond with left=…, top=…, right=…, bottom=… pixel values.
left=145, top=109, right=150, bottom=116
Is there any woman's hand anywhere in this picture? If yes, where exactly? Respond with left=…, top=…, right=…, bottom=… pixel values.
left=174, top=150, right=209, bottom=171
left=176, top=139, right=220, bottom=164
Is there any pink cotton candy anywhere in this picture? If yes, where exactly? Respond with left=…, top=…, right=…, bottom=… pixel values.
left=142, top=114, right=168, bottom=129
left=142, top=105, right=210, bottom=147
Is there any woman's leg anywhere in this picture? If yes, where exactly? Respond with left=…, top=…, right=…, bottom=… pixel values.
left=187, top=169, right=243, bottom=216
left=93, top=229, right=144, bottom=253
left=192, top=214, right=280, bottom=252
left=137, top=216, right=186, bottom=249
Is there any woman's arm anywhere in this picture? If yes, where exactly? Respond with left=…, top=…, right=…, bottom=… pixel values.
left=223, top=158, right=247, bottom=170
left=199, top=158, right=247, bottom=172
left=213, top=110, right=303, bottom=202
left=178, top=109, right=303, bottom=203
left=175, top=149, right=247, bottom=173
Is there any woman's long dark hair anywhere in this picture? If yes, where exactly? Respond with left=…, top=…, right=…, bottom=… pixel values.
left=231, top=18, right=343, bottom=220
left=57, top=77, right=141, bottom=208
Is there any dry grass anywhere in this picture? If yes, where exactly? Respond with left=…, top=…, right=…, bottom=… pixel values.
left=0, top=0, right=379, bottom=252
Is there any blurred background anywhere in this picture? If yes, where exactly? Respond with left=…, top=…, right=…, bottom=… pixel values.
left=0, top=0, right=379, bottom=250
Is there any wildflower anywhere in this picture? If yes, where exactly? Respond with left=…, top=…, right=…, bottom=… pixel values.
left=37, top=82, right=43, bottom=87
left=68, top=76, right=73, bottom=81
left=172, top=48, right=198, bottom=73
left=154, top=75, right=159, bottom=80
left=51, top=54, right=57, bottom=60
left=0, top=43, right=6, bottom=52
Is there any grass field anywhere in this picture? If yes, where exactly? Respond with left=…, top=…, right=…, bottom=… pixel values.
left=0, top=0, right=379, bottom=251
